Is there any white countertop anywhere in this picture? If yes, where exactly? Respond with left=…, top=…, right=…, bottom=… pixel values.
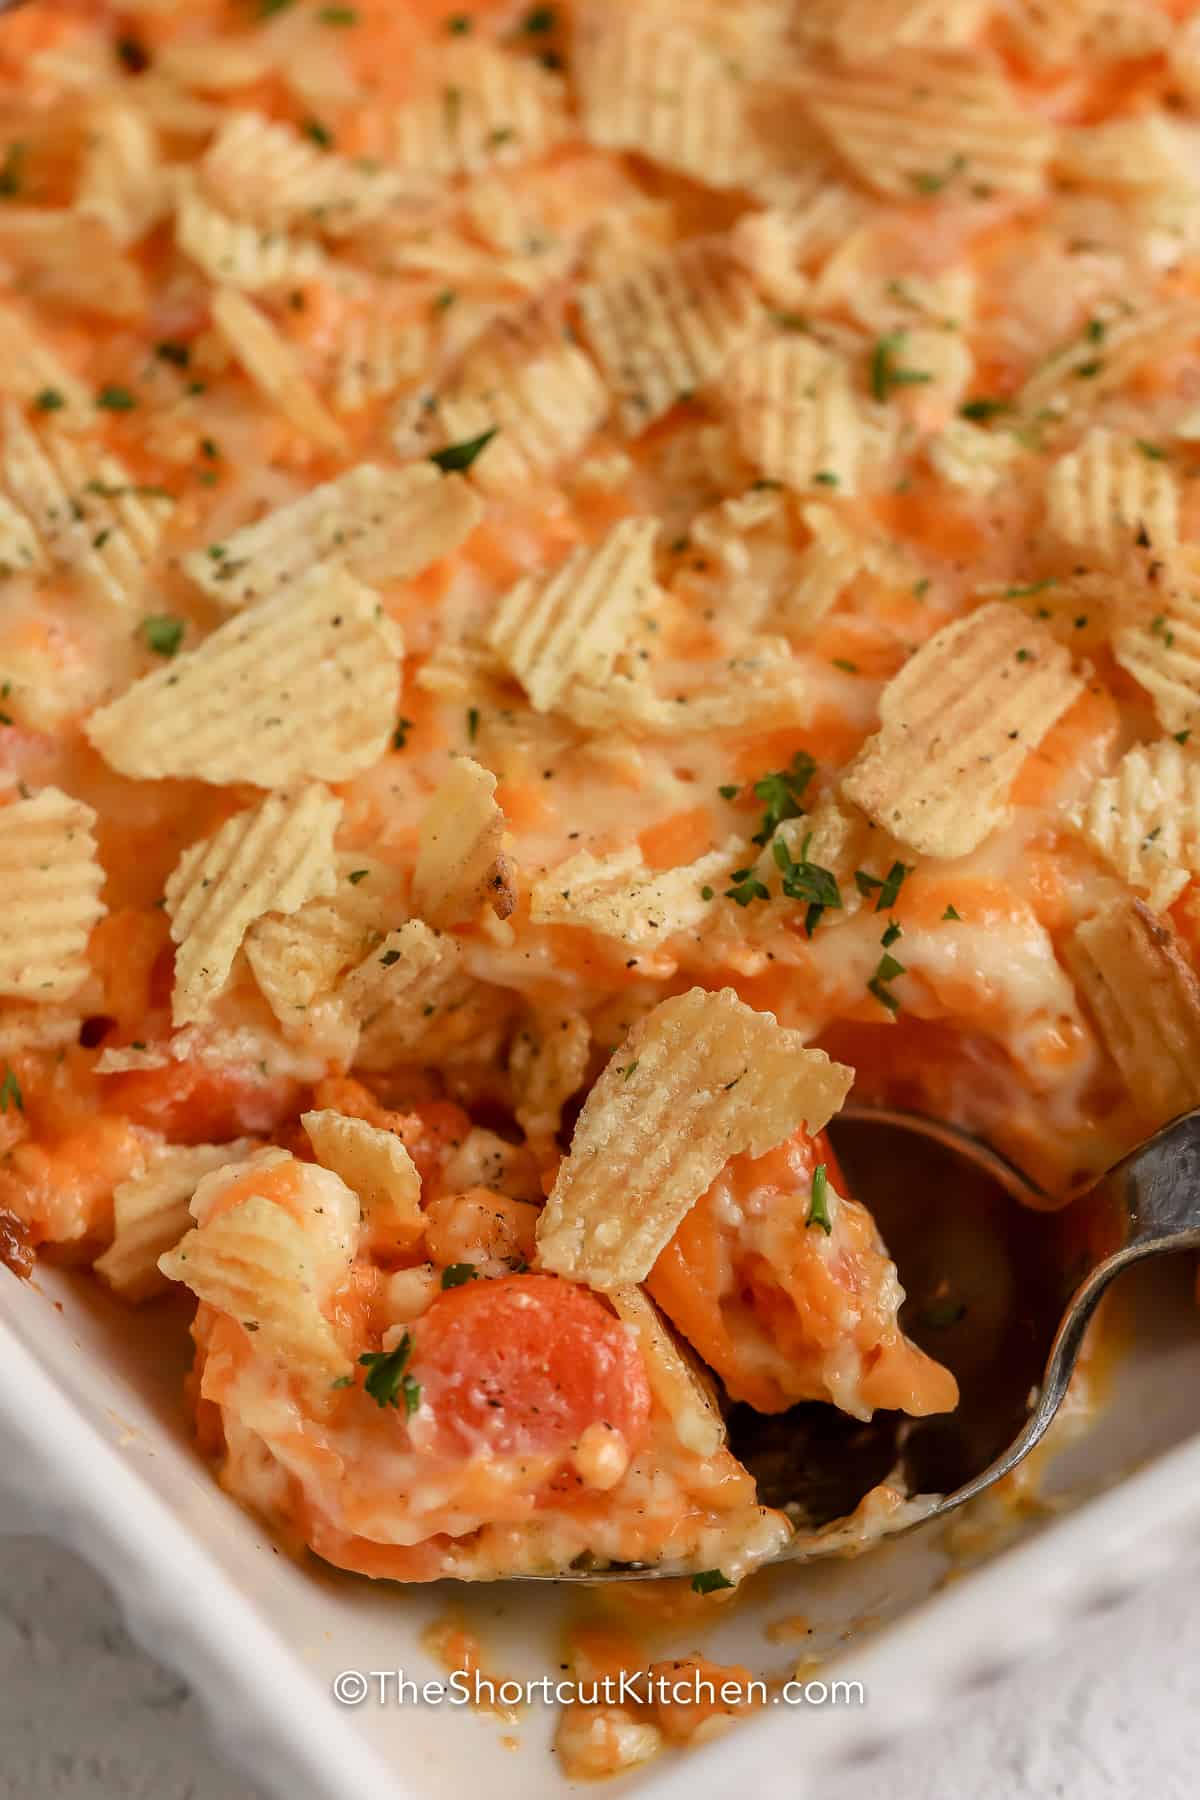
left=2, top=1519, right=1197, bottom=1800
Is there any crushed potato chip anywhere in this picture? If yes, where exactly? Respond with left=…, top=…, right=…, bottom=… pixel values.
left=1069, top=740, right=1200, bottom=912
left=244, top=854, right=397, bottom=1041
left=86, top=566, right=402, bottom=785
left=411, top=756, right=515, bottom=928
left=201, top=110, right=415, bottom=237
left=842, top=602, right=1083, bottom=857
left=0, top=494, right=42, bottom=579
left=378, top=42, right=570, bottom=180
left=210, top=288, right=347, bottom=455
left=0, top=303, right=91, bottom=418
left=182, top=461, right=478, bottom=609
left=795, top=0, right=989, bottom=55
left=340, top=919, right=504, bottom=1069
left=165, top=783, right=341, bottom=1026
left=2, top=402, right=172, bottom=612
left=302, top=1108, right=423, bottom=1248
left=797, top=54, right=1053, bottom=199
left=1046, top=428, right=1178, bottom=562
left=578, top=237, right=761, bottom=435
left=725, top=336, right=863, bottom=494
left=609, top=1285, right=725, bottom=1457
left=0, top=786, right=104, bottom=1002
left=0, top=210, right=145, bottom=318
left=530, top=842, right=732, bottom=947
left=95, top=1140, right=257, bottom=1302
left=509, top=1006, right=591, bottom=1142
left=174, top=172, right=350, bottom=294
left=1007, top=0, right=1167, bottom=65
left=1067, top=898, right=1200, bottom=1127
left=570, top=638, right=809, bottom=736
left=487, top=515, right=658, bottom=713
left=159, top=1158, right=355, bottom=1381
left=536, top=986, right=853, bottom=1288
left=928, top=417, right=1024, bottom=495
left=75, top=102, right=170, bottom=248
left=1114, top=579, right=1200, bottom=737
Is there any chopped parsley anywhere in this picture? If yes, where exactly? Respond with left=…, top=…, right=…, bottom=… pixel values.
left=868, top=939, right=906, bottom=1015
left=302, top=117, right=334, bottom=149
left=1176, top=731, right=1191, bottom=746
left=724, top=869, right=770, bottom=907
left=520, top=4, right=557, bottom=31
left=446, top=13, right=473, bottom=32
left=881, top=918, right=902, bottom=948
left=0, top=143, right=25, bottom=200
left=379, top=949, right=401, bottom=967
left=318, top=4, right=358, bottom=20
left=1073, top=359, right=1103, bottom=380
left=429, top=427, right=497, bottom=471
left=772, top=833, right=842, bottom=936
left=700, top=884, right=714, bottom=901
left=115, top=34, right=150, bottom=72
left=441, top=1263, right=480, bottom=1288
left=467, top=705, right=480, bottom=742
left=855, top=860, right=910, bottom=912
left=330, top=1374, right=354, bottom=1389
left=347, top=868, right=369, bottom=885
left=959, top=397, right=1010, bottom=423
left=718, top=783, right=739, bottom=800
left=392, top=716, right=414, bottom=750
left=806, top=1162, right=832, bottom=1234
left=140, top=614, right=184, bottom=658
left=258, top=0, right=297, bottom=15
left=942, top=903, right=962, bottom=921
left=1085, top=317, right=1106, bottom=343
left=433, top=288, right=456, bottom=312
left=1136, top=439, right=1167, bottom=461
left=921, top=1297, right=967, bottom=1329
left=359, top=1335, right=414, bottom=1408
left=750, top=750, right=816, bottom=845
left=870, top=333, right=932, bottom=403
left=832, top=657, right=858, bottom=674
left=34, top=389, right=64, bottom=412
left=909, top=153, right=966, bottom=195
left=96, top=385, right=137, bottom=412
left=620, top=1059, right=640, bottom=1080
left=690, top=1569, right=734, bottom=1595
left=812, top=470, right=839, bottom=487
left=0, top=1067, right=22, bottom=1113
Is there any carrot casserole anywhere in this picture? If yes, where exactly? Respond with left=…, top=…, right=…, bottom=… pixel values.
left=0, top=0, right=1198, bottom=1605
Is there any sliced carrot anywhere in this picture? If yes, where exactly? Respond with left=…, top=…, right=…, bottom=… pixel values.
left=101, top=1059, right=304, bottom=1143
left=412, top=1272, right=651, bottom=1460
left=637, top=805, right=714, bottom=869
left=1010, top=681, right=1121, bottom=809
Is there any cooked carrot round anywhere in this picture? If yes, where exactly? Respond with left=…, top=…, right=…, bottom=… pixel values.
left=412, top=1272, right=651, bottom=1460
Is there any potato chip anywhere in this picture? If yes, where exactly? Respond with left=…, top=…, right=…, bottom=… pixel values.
left=1069, top=740, right=1200, bottom=912
left=0, top=302, right=91, bottom=417
left=0, top=786, right=104, bottom=1002
left=86, top=566, right=403, bottom=785
left=210, top=288, right=347, bottom=455
left=530, top=842, right=732, bottom=948
left=302, top=1109, right=423, bottom=1248
left=340, top=920, right=509, bottom=1069
left=159, top=1159, right=356, bottom=1381
left=181, top=461, right=479, bottom=609
left=535, top=986, right=853, bottom=1288
left=333, top=307, right=429, bottom=414
left=2, top=403, right=172, bottom=612
left=165, top=783, right=341, bottom=1026
left=392, top=308, right=610, bottom=494
left=608, top=1285, right=725, bottom=1457
left=379, top=42, right=570, bottom=181
left=928, top=417, right=1023, bottom=495
left=1018, top=304, right=1199, bottom=424
left=508, top=1006, right=591, bottom=1141
left=174, top=173, right=351, bottom=294
left=1054, top=116, right=1193, bottom=196
left=731, top=190, right=869, bottom=310
left=725, top=336, right=862, bottom=494
left=1046, top=428, right=1178, bottom=563
left=577, top=237, right=762, bottom=436
left=573, top=5, right=763, bottom=191
left=95, top=1140, right=257, bottom=1302
left=411, top=756, right=515, bottom=929
left=1067, top=898, right=1200, bottom=1126
left=1113, top=583, right=1200, bottom=737
left=795, top=0, right=989, bottom=54
left=157, top=40, right=275, bottom=92
left=201, top=110, right=415, bottom=238
left=244, top=854, right=398, bottom=1038
left=0, top=210, right=145, bottom=318
left=76, top=102, right=170, bottom=248
left=569, top=638, right=809, bottom=737
left=797, top=54, right=1053, bottom=199
left=486, top=516, right=657, bottom=714
left=842, top=602, right=1083, bottom=858
left=1007, top=0, right=1167, bottom=65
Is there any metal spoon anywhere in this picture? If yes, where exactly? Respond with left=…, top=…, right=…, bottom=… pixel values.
left=542, top=1104, right=1200, bottom=1579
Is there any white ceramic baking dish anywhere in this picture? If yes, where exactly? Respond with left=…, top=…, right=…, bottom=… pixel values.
left=2, top=1249, right=1200, bottom=1800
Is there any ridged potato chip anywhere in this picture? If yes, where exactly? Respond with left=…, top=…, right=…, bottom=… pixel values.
left=378, top=42, right=570, bottom=180
left=1067, top=898, right=1200, bottom=1127
left=795, top=0, right=988, bottom=54
left=75, top=102, right=170, bottom=248
left=0, top=302, right=91, bottom=417
left=508, top=1006, right=591, bottom=1142
left=165, top=783, right=341, bottom=1026
left=536, top=986, right=853, bottom=1288
left=797, top=54, right=1053, bottom=199
left=1069, top=740, right=1200, bottom=911
left=1007, top=0, right=1166, bottom=65
left=2, top=403, right=172, bottom=612
left=569, top=638, right=809, bottom=737
left=340, top=920, right=505, bottom=1068
left=842, top=602, right=1083, bottom=857
left=928, top=416, right=1024, bottom=495
left=302, top=1109, right=423, bottom=1249
left=411, top=756, right=515, bottom=929
left=1113, top=579, right=1200, bottom=736
left=725, top=336, right=862, bottom=494
left=609, top=1285, right=725, bottom=1457
left=0, top=494, right=42, bottom=578
left=211, top=288, right=346, bottom=455
left=488, top=516, right=658, bottom=713
left=201, top=110, right=415, bottom=237
left=530, top=843, right=732, bottom=948
left=182, top=461, right=478, bottom=610
left=244, top=854, right=398, bottom=1040
left=1018, top=304, right=1199, bottom=425
left=95, top=1140, right=257, bottom=1302
left=1046, top=428, right=1178, bottom=562
left=86, top=566, right=403, bottom=786
left=0, top=209, right=145, bottom=318
left=174, top=172, right=348, bottom=294
left=578, top=237, right=762, bottom=436
left=0, top=786, right=104, bottom=1002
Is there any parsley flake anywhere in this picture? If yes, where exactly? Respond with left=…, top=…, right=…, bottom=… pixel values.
left=772, top=833, right=842, bottom=936
left=34, top=389, right=64, bottom=412
left=430, top=427, right=497, bottom=471
left=942, top=903, right=962, bottom=920
left=96, top=385, right=137, bottom=412
left=359, top=1335, right=414, bottom=1408
left=441, top=1263, right=480, bottom=1288
left=0, top=1067, right=22, bottom=1113
left=691, top=1569, right=734, bottom=1595
left=750, top=750, right=816, bottom=845
left=870, top=333, right=932, bottom=403
left=807, top=1163, right=832, bottom=1234
left=140, top=614, right=184, bottom=658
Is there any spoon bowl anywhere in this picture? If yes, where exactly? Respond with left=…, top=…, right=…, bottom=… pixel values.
left=527, top=1104, right=1200, bottom=1580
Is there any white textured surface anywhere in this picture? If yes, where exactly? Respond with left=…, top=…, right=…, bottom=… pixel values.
left=2, top=1517, right=1198, bottom=1800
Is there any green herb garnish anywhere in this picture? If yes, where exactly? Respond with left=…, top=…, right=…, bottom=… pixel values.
left=806, top=1162, right=832, bottom=1234
left=690, top=1569, right=734, bottom=1595
left=441, top=1263, right=480, bottom=1289
left=359, top=1335, right=414, bottom=1408
left=140, top=614, right=184, bottom=658
left=870, top=333, right=932, bottom=403
left=429, top=427, right=498, bottom=471
left=0, top=1068, right=22, bottom=1113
